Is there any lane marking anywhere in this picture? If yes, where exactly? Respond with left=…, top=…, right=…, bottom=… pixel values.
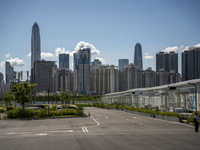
left=82, top=127, right=88, bottom=132
left=90, top=116, right=100, bottom=126
left=105, top=116, right=108, bottom=119
left=139, top=123, right=143, bottom=126
left=82, top=127, right=85, bottom=132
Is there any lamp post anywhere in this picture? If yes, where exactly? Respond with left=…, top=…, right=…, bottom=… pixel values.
left=188, top=83, right=197, bottom=113
left=47, top=88, right=50, bottom=117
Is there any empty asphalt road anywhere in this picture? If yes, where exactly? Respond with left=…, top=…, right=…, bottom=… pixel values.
left=0, top=107, right=199, bottom=150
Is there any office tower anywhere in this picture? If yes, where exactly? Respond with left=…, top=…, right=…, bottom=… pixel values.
left=31, top=22, right=41, bottom=83
left=56, top=68, right=73, bottom=92
left=156, top=51, right=178, bottom=73
left=59, top=54, right=69, bottom=69
left=182, top=47, right=200, bottom=81
left=118, top=59, right=129, bottom=71
left=73, top=48, right=91, bottom=95
left=134, top=43, right=143, bottom=70
left=34, top=60, right=56, bottom=93
left=91, top=59, right=102, bottom=68
left=0, top=72, right=3, bottom=83
left=5, top=61, right=14, bottom=84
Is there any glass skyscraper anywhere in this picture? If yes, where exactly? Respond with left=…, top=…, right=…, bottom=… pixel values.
left=59, top=54, right=69, bottom=69
left=118, top=59, right=129, bottom=71
left=134, top=43, right=143, bottom=70
left=73, top=48, right=91, bottom=95
left=31, top=22, right=41, bottom=83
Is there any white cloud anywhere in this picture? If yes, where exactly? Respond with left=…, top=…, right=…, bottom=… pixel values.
left=182, top=43, right=200, bottom=51
left=0, top=61, right=5, bottom=68
left=4, top=53, right=11, bottom=58
left=194, top=43, right=200, bottom=48
left=41, top=52, right=54, bottom=58
left=144, top=55, right=154, bottom=59
left=162, top=46, right=179, bottom=53
left=75, top=41, right=100, bottom=55
left=27, top=52, right=31, bottom=57
left=6, top=57, right=25, bottom=67
left=144, top=53, right=154, bottom=59
left=55, top=48, right=70, bottom=57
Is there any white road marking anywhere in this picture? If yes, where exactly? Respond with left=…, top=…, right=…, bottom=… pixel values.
left=105, top=116, right=108, bottom=119
left=90, top=115, right=100, bottom=126
left=139, top=123, right=143, bottom=126
left=82, top=127, right=88, bottom=132
left=36, top=133, right=47, bottom=136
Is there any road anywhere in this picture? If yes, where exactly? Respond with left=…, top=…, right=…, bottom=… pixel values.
left=0, top=107, right=199, bottom=150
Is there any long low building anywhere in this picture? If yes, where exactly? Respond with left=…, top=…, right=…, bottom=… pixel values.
left=102, top=79, right=200, bottom=112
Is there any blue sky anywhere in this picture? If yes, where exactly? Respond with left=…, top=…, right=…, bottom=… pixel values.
left=0, top=0, right=200, bottom=79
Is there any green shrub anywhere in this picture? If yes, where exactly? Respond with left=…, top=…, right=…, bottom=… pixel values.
left=0, top=107, right=6, bottom=113
left=7, top=108, right=34, bottom=118
left=38, top=109, right=48, bottom=117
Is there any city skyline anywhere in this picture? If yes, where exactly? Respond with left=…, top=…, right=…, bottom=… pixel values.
left=0, top=0, right=200, bottom=79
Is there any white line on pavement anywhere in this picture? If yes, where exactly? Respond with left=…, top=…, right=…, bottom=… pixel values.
left=82, top=127, right=88, bottom=132
left=82, top=127, right=86, bottom=132
left=90, top=115, right=100, bottom=126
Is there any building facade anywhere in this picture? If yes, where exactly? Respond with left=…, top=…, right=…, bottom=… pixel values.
left=73, top=48, right=91, bottom=95
left=31, top=22, right=41, bottom=83
left=0, top=72, right=3, bottom=83
left=182, top=47, right=200, bottom=81
left=56, top=68, right=73, bottom=92
left=92, top=65, right=118, bottom=95
left=34, top=60, right=56, bottom=93
left=91, top=59, right=102, bottom=68
left=156, top=51, right=178, bottom=73
left=59, top=54, right=69, bottom=69
left=134, top=43, right=143, bottom=70
left=118, top=59, right=129, bottom=71
left=5, top=61, right=14, bottom=84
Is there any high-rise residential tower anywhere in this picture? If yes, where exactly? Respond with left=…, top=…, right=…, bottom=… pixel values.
left=73, top=48, right=91, bottom=95
left=59, top=54, right=69, bottom=69
left=134, top=43, right=143, bottom=70
left=182, top=47, right=200, bottom=81
left=31, top=22, right=41, bottom=83
left=156, top=51, right=178, bottom=73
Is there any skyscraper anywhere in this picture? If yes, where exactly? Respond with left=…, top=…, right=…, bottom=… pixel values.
left=134, top=43, right=143, bottom=70
left=34, top=60, right=56, bottom=93
left=182, top=47, right=200, bottom=81
left=73, top=48, right=91, bottom=95
left=156, top=51, right=178, bottom=73
left=0, top=72, right=4, bottom=83
left=59, top=54, right=69, bottom=69
left=118, top=59, right=129, bottom=71
left=31, top=22, right=41, bottom=83
left=5, top=61, right=14, bottom=84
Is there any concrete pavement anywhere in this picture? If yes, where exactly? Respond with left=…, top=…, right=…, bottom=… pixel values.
left=0, top=107, right=199, bottom=150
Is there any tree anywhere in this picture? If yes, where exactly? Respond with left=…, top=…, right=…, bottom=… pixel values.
left=11, top=82, right=36, bottom=112
left=2, top=92, right=13, bottom=111
left=60, top=89, right=70, bottom=105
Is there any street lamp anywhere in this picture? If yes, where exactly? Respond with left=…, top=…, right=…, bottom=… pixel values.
left=188, top=82, right=197, bottom=113
left=47, top=88, right=50, bottom=117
